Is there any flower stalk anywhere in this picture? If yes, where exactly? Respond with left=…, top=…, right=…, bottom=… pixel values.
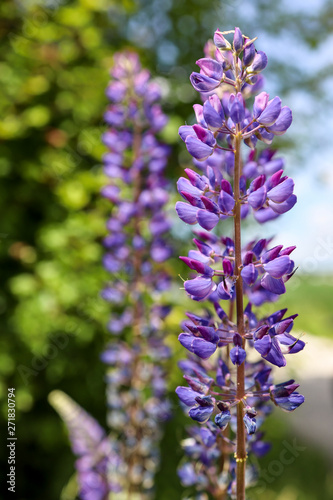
left=234, top=128, right=246, bottom=500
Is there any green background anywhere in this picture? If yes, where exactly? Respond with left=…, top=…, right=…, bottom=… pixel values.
left=0, top=1, right=333, bottom=499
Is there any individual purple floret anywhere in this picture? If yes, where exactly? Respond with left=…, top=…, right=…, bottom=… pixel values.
left=175, top=29, right=304, bottom=500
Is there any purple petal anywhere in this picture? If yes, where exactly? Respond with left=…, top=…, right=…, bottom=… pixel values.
left=179, top=125, right=196, bottom=142
left=274, top=393, right=304, bottom=411
left=248, top=185, right=267, bottom=209
left=184, top=276, right=214, bottom=299
left=178, top=463, right=197, bottom=486
left=249, top=174, right=265, bottom=192
left=203, top=100, right=223, bottom=131
left=249, top=51, right=268, bottom=73
left=180, top=256, right=213, bottom=275
left=193, top=124, right=216, bottom=147
left=254, top=207, right=279, bottom=223
left=233, top=27, right=243, bottom=52
left=257, top=97, right=282, bottom=126
left=103, top=254, right=121, bottom=273
left=176, top=386, right=203, bottom=406
left=230, top=346, right=246, bottom=365
left=101, top=185, right=120, bottom=202
left=223, top=259, right=233, bottom=276
left=261, top=245, right=283, bottom=263
left=254, top=335, right=272, bottom=356
left=185, top=136, right=214, bottom=161
left=267, top=107, right=292, bottom=135
left=197, top=325, right=219, bottom=343
left=243, top=250, right=256, bottom=266
left=215, top=410, right=231, bottom=430
left=175, top=202, right=199, bottom=224
left=252, top=239, right=267, bottom=257
left=221, top=179, right=233, bottom=195
left=190, top=72, right=221, bottom=93
left=196, top=58, right=223, bottom=80
left=181, top=191, right=204, bottom=208
left=268, top=177, right=294, bottom=203
left=252, top=440, right=271, bottom=457
left=150, top=214, right=171, bottom=236
left=243, top=413, right=256, bottom=434
left=193, top=239, right=214, bottom=257
left=218, top=190, right=235, bottom=214
left=209, top=94, right=224, bottom=116
left=185, top=168, right=208, bottom=190
left=178, top=333, right=195, bottom=353
left=264, top=158, right=284, bottom=175
left=276, top=333, right=305, bottom=354
left=264, top=337, right=286, bottom=367
left=256, top=128, right=274, bottom=144
left=270, top=317, right=294, bottom=335
left=263, top=256, right=291, bottom=278
left=106, top=81, right=126, bottom=102
left=214, top=30, right=229, bottom=49
left=253, top=92, right=269, bottom=119
left=217, top=281, right=232, bottom=300
left=197, top=210, right=219, bottom=230
left=200, top=427, right=216, bottom=447
left=241, top=263, right=258, bottom=285
left=280, top=246, right=296, bottom=256
left=177, top=177, right=202, bottom=198
left=261, top=273, right=286, bottom=294
left=243, top=42, right=255, bottom=66
left=151, top=242, right=172, bottom=262
left=192, top=338, right=217, bottom=359
left=193, top=104, right=206, bottom=126
left=269, top=194, right=297, bottom=214
left=230, top=93, right=245, bottom=124
left=188, top=249, right=210, bottom=263
left=189, top=405, right=214, bottom=423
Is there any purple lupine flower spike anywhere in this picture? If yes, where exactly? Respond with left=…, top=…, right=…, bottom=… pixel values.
left=175, top=29, right=304, bottom=499
left=49, top=391, right=122, bottom=498
left=51, top=51, right=172, bottom=499
left=100, top=51, right=172, bottom=495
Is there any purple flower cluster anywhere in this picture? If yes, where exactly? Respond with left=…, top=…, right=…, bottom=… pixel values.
left=181, top=235, right=296, bottom=302
left=175, top=28, right=304, bottom=498
left=100, top=51, right=172, bottom=496
left=176, top=160, right=296, bottom=229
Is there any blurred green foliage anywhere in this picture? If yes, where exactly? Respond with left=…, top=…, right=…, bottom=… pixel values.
left=0, top=0, right=333, bottom=499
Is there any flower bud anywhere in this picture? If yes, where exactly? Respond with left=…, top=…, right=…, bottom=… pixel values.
left=214, top=30, right=231, bottom=50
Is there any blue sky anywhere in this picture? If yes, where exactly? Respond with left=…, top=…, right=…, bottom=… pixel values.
left=226, top=0, right=333, bottom=272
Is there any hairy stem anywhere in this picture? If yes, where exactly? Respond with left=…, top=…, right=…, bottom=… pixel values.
left=132, top=125, right=143, bottom=337
left=234, top=127, right=246, bottom=500
left=127, top=125, right=144, bottom=496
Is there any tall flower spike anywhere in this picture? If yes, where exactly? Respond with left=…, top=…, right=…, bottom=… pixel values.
left=51, top=51, right=172, bottom=499
left=176, top=29, right=304, bottom=500
left=101, top=51, right=172, bottom=497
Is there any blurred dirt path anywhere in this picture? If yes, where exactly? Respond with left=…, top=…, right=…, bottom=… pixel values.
left=282, top=334, right=333, bottom=460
